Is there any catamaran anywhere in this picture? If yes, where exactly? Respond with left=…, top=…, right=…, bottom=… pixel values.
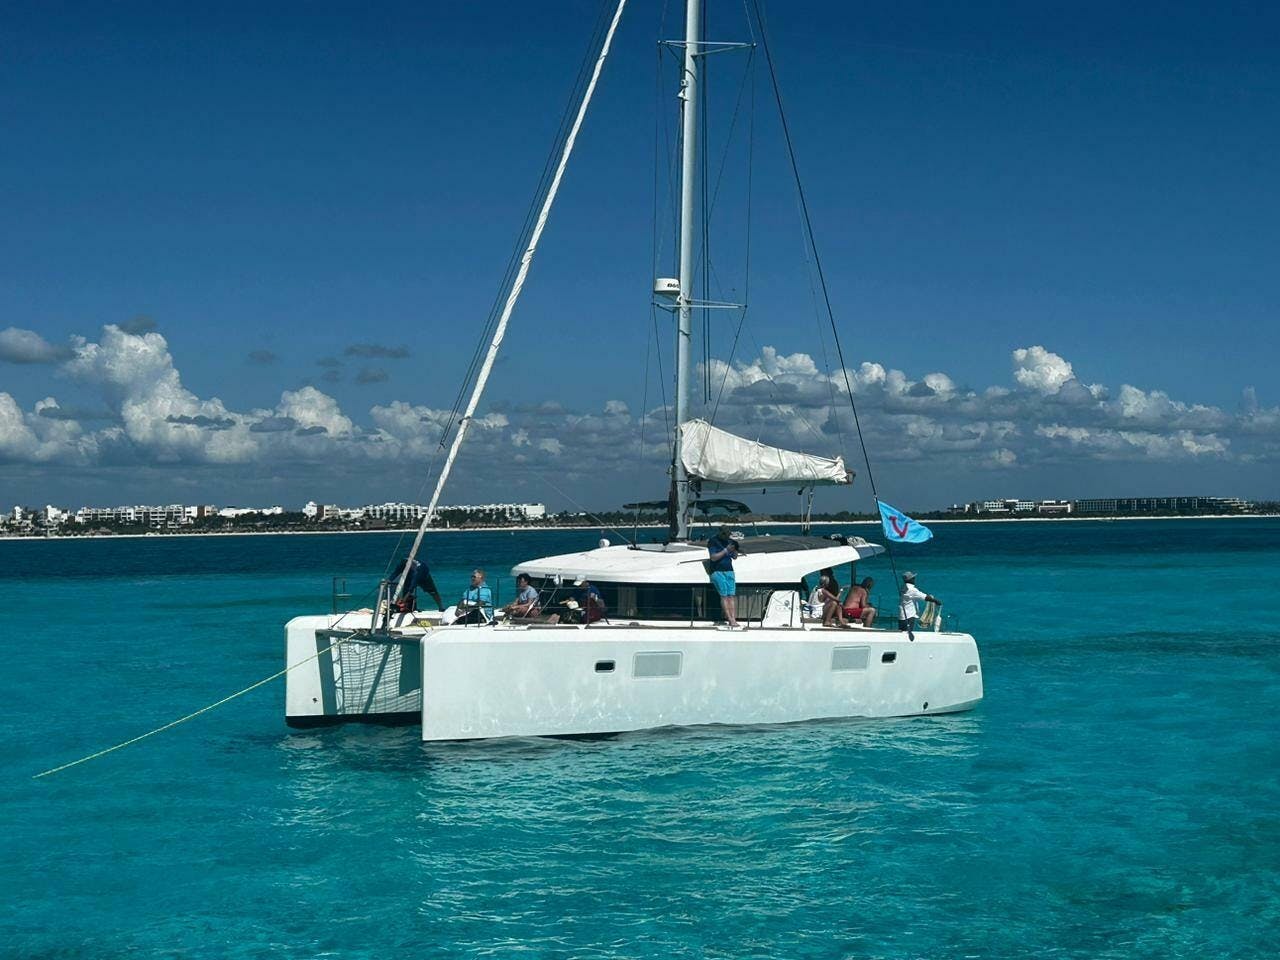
left=284, top=0, right=983, bottom=740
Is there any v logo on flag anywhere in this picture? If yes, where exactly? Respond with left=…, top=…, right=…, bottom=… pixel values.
left=877, top=499, right=934, bottom=544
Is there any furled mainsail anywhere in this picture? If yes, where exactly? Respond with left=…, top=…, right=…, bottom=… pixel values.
left=679, top=419, right=852, bottom=489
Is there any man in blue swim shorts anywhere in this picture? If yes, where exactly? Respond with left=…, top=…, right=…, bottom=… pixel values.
left=707, top=524, right=741, bottom=628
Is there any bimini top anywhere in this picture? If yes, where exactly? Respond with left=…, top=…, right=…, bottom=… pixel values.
left=512, top=535, right=885, bottom=586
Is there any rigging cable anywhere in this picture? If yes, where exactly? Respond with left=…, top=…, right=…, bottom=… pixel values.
left=539, top=473, right=643, bottom=547
left=750, top=0, right=901, bottom=587
left=442, top=0, right=617, bottom=444
left=632, top=316, right=655, bottom=542
left=701, top=0, right=711, bottom=404
left=650, top=32, right=673, bottom=449
left=397, top=0, right=632, bottom=593
left=652, top=308, right=672, bottom=446
left=709, top=46, right=755, bottom=423
left=692, top=43, right=756, bottom=412
left=380, top=17, right=618, bottom=571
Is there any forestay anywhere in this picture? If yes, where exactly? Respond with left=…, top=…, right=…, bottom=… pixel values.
left=679, top=419, right=851, bottom=489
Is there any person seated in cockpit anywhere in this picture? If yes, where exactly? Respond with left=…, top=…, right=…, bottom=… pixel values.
left=550, top=578, right=606, bottom=624
left=454, top=568, right=494, bottom=624
left=842, top=577, right=878, bottom=627
left=502, top=573, right=542, bottom=620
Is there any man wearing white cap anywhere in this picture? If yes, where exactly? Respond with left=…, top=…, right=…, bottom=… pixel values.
left=898, top=571, right=940, bottom=640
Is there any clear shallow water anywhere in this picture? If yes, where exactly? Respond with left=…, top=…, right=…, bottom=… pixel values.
left=2, top=520, right=1278, bottom=958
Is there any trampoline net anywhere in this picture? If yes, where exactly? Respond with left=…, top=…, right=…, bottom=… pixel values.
left=324, top=632, right=422, bottom=716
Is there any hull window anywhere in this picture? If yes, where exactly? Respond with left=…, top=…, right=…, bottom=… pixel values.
left=595, top=660, right=616, bottom=673
left=831, top=645, right=870, bottom=671
left=633, top=651, right=682, bottom=679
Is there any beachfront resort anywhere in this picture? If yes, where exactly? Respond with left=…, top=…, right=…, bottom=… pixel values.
left=2, top=493, right=1265, bottom=538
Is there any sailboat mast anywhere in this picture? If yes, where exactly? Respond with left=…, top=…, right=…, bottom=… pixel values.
left=671, top=0, right=701, bottom=541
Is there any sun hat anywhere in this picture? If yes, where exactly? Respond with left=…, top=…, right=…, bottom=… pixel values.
left=902, top=571, right=917, bottom=581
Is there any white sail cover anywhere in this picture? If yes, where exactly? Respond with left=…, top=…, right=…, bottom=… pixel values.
left=679, top=419, right=851, bottom=488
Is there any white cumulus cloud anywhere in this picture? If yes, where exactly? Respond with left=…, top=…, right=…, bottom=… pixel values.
left=2, top=323, right=1278, bottom=500
left=1012, top=345, right=1075, bottom=394
left=0, top=327, right=73, bottom=364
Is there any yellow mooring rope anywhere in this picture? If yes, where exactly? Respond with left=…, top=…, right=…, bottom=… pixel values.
left=32, top=635, right=356, bottom=780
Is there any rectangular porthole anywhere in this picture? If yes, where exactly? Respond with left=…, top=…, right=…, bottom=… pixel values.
left=831, top=645, right=870, bottom=671
left=965, top=663, right=979, bottom=674
left=633, top=651, right=682, bottom=679
left=881, top=651, right=897, bottom=664
left=595, top=660, right=616, bottom=673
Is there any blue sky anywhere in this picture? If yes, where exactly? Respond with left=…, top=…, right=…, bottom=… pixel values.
left=2, top=0, right=1278, bottom=512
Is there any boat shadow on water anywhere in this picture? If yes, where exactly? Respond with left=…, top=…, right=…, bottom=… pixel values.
left=274, top=710, right=985, bottom=781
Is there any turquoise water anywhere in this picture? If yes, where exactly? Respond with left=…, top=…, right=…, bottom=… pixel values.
left=3, top=520, right=1279, bottom=958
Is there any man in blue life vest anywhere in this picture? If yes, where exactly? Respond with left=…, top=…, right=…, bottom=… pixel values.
left=707, top=524, right=741, bottom=628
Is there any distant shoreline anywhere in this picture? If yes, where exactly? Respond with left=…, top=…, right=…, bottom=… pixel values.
left=0, top=512, right=1274, bottom=542
left=917, top=513, right=1277, bottom=524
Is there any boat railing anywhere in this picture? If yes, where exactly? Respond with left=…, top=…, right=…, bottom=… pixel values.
left=358, top=577, right=506, bottom=629
left=373, top=579, right=390, bottom=631
left=350, top=578, right=962, bottom=633
left=331, top=576, right=352, bottom=615
left=525, top=584, right=941, bottom=632
left=862, top=592, right=960, bottom=633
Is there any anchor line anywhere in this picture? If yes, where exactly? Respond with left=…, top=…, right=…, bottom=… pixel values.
left=31, top=628, right=386, bottom=780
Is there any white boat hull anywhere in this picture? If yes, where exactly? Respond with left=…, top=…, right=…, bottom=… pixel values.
left=285, top=616, right=982, bottom=739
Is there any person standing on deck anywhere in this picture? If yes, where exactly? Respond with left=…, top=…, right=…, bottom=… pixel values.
left=389, top=556, right=444, bottom=613
left=898, top=571, right=940, bottom=640
left=707, top=524, right=741, bottom=628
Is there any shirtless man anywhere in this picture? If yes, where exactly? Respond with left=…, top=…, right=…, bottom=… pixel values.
left=842, top=576, right=878, bottom=627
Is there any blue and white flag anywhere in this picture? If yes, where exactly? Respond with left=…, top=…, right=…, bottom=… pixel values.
left=877, top=500, right=933, bottom=543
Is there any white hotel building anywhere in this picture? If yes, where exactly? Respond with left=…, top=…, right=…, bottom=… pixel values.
left=304, top=502, right=548, bottom=523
